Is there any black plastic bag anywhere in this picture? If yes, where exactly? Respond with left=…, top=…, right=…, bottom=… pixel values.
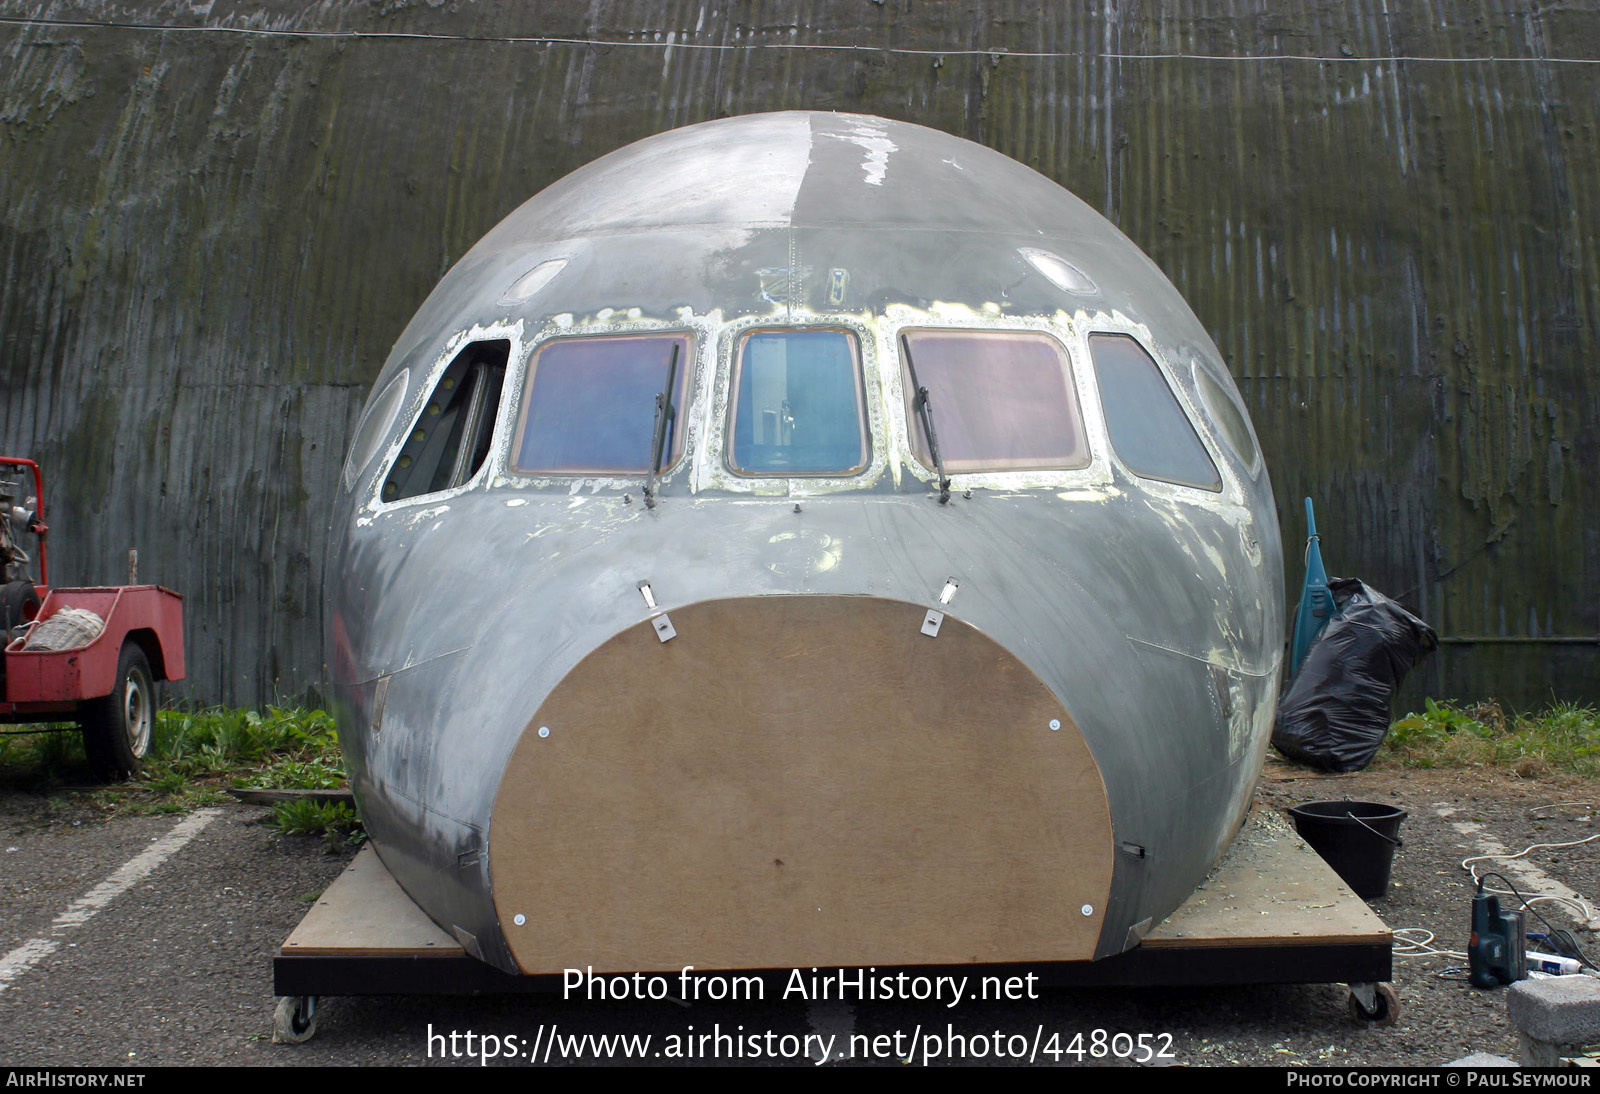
left=1272, top=577, right=1439, bottom=773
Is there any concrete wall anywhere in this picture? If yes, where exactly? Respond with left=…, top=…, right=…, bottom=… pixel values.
left=1, top=0, right=1594, bottom=708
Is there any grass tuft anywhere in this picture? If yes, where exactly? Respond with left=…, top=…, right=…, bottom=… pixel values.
left=272, top=799, right=365, bottom=850
left=1382, top=698, right=1600, bottom=776
left=3, top=706, right=359, bottom=839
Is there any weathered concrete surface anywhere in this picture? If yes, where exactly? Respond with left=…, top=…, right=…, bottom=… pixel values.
left=1443, top=1053, right=1518, bottom=1067
left=1508, top=975, right=1600, bottom=1065
left=1, top=1, right=1594, bottom=706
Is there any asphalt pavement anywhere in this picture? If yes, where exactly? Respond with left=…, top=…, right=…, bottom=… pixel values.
left=0, top=771, right=1572, bottom=1067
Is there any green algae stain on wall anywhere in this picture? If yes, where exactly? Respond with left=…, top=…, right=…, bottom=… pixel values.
left=0, top=0, right=1594, bottom=707
left=55, top=387, right=119, bottom=517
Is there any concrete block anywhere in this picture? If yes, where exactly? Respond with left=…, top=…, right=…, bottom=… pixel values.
left=1444, top=1053, right=1517, bottom=1067
left=1508, top=976, right=1600, bottom=1045
left=1520, top=1037, right=1557, bottom=1067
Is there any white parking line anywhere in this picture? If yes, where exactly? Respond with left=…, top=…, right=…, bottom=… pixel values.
left=0, top=808, right=221, bottom=993
left=1433, top=802, right=1600, bottom=929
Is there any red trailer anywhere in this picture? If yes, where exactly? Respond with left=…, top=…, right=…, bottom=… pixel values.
left=0, top=457, right=185, bottom=779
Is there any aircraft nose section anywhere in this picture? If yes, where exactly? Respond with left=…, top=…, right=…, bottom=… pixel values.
left=488, top=594, right=1113, bottom=974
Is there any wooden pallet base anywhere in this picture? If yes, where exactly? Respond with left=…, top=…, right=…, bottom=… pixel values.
left=275, top=807, right=1392, bottom=996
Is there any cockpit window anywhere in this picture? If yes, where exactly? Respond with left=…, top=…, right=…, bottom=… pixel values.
left=1088, top=334, right=1222, bottom=492
left=511, top=333, right=692, bottom=475
left=1194, top=365, right=1260, bottom=471
left=345, top=368, right=409, bottom=492
left=383, top=341, right=507, bottom=502
left=900, top=329, right=1089, bottom=472
left=729, top=329, right=868, bottom=475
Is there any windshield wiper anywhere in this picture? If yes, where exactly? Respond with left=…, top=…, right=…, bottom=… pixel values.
left=901, top=335, right=951, bottom=504
left=642, top=343, right=680, bottom=510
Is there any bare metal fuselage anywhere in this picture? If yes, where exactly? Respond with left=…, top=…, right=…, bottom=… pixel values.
left=326, top=112, right=1284, bottom=975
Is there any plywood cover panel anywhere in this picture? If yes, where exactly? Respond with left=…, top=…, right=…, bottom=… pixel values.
left=490, top=595, right=1112, bottom=973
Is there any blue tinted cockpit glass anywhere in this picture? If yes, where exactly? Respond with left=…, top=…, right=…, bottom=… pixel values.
left=730, top=330, right=867, bottom=475
left=1089, top=334, right=1221, bottom=492
left=512, top=334, right=691, bottom=474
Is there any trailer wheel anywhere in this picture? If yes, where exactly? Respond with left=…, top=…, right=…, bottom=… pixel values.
left=81, top=642, right=155, bottom=781
left=272, top=996, right=318, bottom=1043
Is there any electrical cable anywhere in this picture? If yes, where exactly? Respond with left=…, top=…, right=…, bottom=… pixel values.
left=1478, top=871, right=1599, bottom=971
left=4, top=15, right=1600, bottom=65
left=1462, top=835, right=1600, bottom=924
left=1400, top=819, right=1600, bottom=972
left=1391, top=927, right=1467, bottom=961
left=1528, top=802, right=1595, bottom=821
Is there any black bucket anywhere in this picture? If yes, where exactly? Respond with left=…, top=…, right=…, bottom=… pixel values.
left=1287, top=800, right=1407, bottom=899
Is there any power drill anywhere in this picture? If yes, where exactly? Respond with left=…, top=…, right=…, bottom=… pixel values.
left=1469, top=881, right=1526, bottom=988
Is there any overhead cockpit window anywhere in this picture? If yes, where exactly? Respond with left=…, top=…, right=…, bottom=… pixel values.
left=1089, top=334, right=1222, bottom=492
left=900, top=330, right=1089, bottom=472
left=1194, top=365, right=1260, bottom=471
left=382, top=341, right=508, bottom=503
left=729, top=329, right=868, bottom=475
left=511, top=334, right=692, bottom=475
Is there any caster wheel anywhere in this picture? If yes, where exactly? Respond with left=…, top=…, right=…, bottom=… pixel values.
left=1348, top=982, right=1399, bottom=1026
left=273, top=995, right=318, bottom=1043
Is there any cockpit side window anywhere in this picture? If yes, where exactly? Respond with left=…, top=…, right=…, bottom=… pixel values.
left=382, top=340, right=508, bottom=502
left=511, top=333, right=692, bottom=475
left=728, top=329, right=868, bottom=476
left=344, top=368, right=409, bottom=492
left=1194, top=365, right=1260, bottom=471
left=1088, top=334, right=1222, bottom=492
left=900, top=329, right=1090, bottom=472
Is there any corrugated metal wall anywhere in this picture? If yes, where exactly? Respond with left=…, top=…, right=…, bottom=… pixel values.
left=1, top=0, right=1594, bottom=708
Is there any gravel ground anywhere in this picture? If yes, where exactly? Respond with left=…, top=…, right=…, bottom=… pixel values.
left=1, top=761, right=1596, bottom=1067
